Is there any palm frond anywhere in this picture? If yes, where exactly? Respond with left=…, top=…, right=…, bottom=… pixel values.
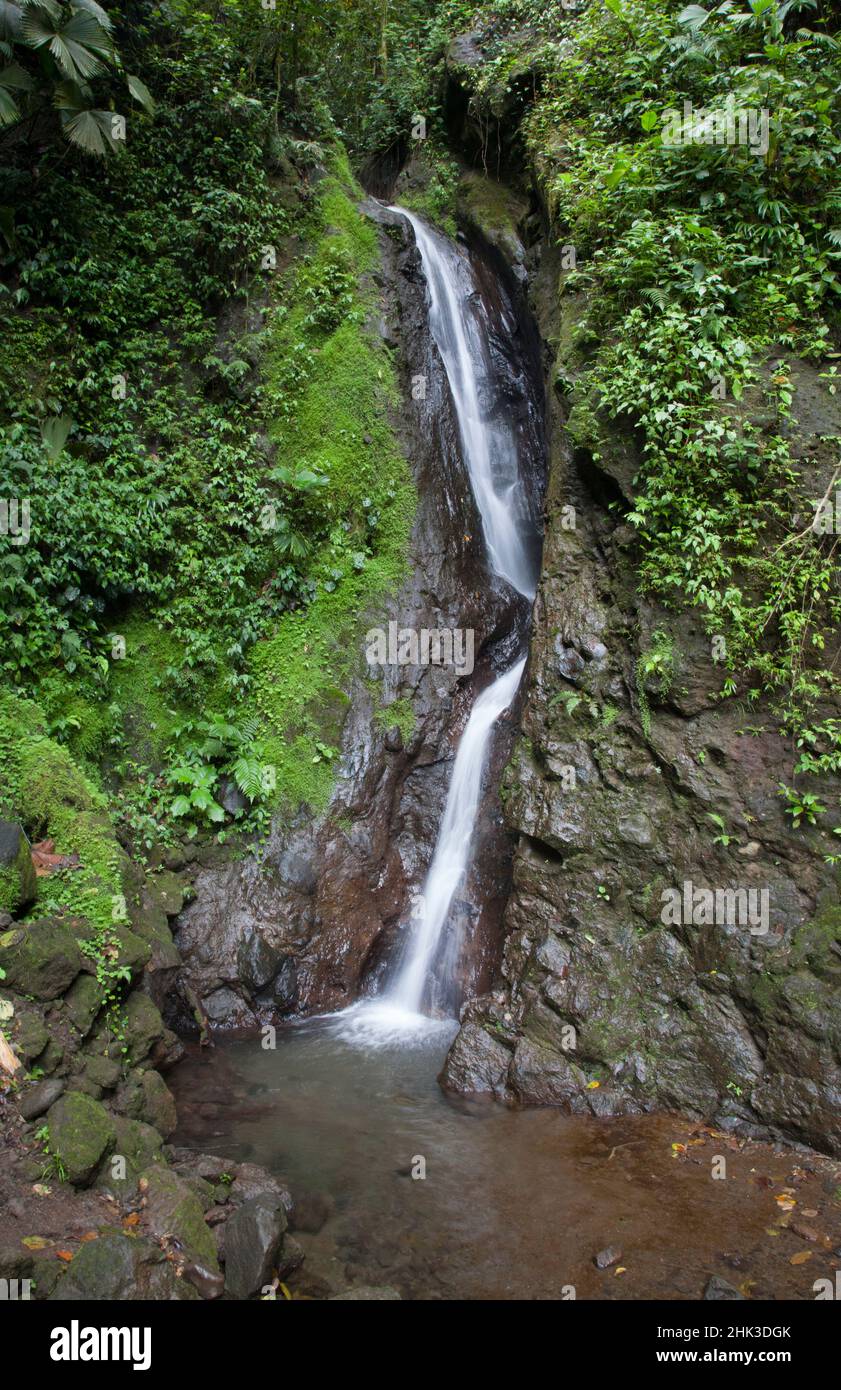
left=22, top=8, right=113, bottom=82
left=54, top=79, right=119, bottom=154
left=126, top=71, right=154, bottom=112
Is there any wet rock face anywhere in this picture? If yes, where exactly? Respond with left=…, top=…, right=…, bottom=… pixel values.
left=173, top=203, right=546, bottom=1030
left=440, top=199, right=841, bottom=1156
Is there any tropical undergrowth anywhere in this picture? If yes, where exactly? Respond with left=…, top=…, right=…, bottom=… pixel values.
left=431, top=0, right=841, bottom=825
left=0, top=5, right=414, bottom=884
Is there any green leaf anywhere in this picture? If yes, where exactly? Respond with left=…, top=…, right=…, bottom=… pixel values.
left=677, top=4, right=710, bottom=28
left=126, top=72, right=154, bottom=113
left=22, top=8, right=114, bottom=82
left=0, top=78, right=20, bottom=125
left=40, top=413, right=72, bottom=460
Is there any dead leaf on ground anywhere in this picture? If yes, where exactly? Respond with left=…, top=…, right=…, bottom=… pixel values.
left=31, top=839, right=81, bottom=876
left=789, top=1251, right=813, bottom=1266
left=21, top=1235, right=52, bottom=1249
left=55, top=1250, right=74, bottom=1263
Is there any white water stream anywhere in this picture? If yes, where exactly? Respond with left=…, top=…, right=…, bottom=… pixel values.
left=336, top=209, right=535, bottom=1044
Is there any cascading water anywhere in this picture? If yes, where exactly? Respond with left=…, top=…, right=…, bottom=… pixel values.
left=390, top=654, right=526, bottom=1015
left=396, top=210, right=537, bottom=600
left=335, top=208, right=536, bottom=1044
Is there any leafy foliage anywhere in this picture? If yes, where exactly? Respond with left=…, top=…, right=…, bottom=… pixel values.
left=437, top=0, right=841, bottom=802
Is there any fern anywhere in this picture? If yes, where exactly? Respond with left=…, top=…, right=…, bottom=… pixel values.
left=233, top=754, right=264, bottom=802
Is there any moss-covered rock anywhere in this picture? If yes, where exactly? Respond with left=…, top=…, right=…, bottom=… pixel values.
left=63, top=972, right=104, bottom=1035
left=138, top=1068, right=177, bottom=1138
left=75, top=919, right=151, bottom=980
left=96, top=1116, right=166, bottom=1193
left=0, top=693, right=128, bottom=933
left=82, top=1052, right=121, bottom=1093
left=121, top=991, right=165, bottom=1065
left=0, top=918, right=82, bottom=999
left=49, top=1229, right=197, bottom=1301
left=13, top=1007, right=49, bottom=1063
left=457, top=170, right=528, bottom=274
left=46, top=1090, right=115, bottom=1186
left=139, top=1166, right=219, bottom=1273
left=0, top=820, right=36, bottom=915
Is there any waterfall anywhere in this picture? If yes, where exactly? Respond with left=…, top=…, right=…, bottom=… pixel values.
left=389, top=654, right=526, bottom=1014
left=395, top=210, right=537, bottom=600
left=335, top=208, right=535, bottom=1043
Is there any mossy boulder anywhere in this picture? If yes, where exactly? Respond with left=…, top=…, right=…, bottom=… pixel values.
left=0, top=820, right=36, bottom=915
left=0, top=918, right=82, bottom=999
left=75, top=920, right=151, bottom=980
left=63, top=973, right=104, bottom=1035
left=96, top=1116, right=165, bottom=1193
left=122, top=991, right=165, bottom=1064
left=81, top=1052, right=121, bottom=1094
left=147, top=869, right=185, bottom=918
left=46, top=1090, right=115, bottom=1186
left=13, top=1007, right=49, bottom=1063
left=138, top=1069, right=177, bottom=1138
left=50, top=1229, right=197, bottom=1301
left=139, top=1167, right=219, bottom=1273
left=457, top=170, right=528, bottom=274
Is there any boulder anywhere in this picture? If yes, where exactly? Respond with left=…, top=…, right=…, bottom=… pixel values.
left=121, top=991, right=165, bottom=1064
left=97, top=1116, right=165, bottom=1193
left=18, top=1076, right=65, bottom=1121
left=83, top=1053, right=121, bottom=1094
left=139, top=1166, right=219, bottom=1274
left=223, top=1193, right=287, bottom=1299
left=50, top=1230, right=197, bottom=1301
left=289, top=1189, right=333, bottom=1234
left=230, top=1162, right=293, bottom=1211
left=14, top=1009, right=49, bottom=1063
left=139, top=1069, right=177, bottom=1138
left=63, top=973, right=103, bottom=1035
left=47, top=1091, right=115, bottom=1186
left=0, top=919, right=82, bottom=1000
left=0, top=821, right=36, bottom=915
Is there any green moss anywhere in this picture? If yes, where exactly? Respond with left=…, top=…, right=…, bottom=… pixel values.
left=0, top=864, right=18, bottom=914
left=373, top=696, right=416, bottom=744
left=108, top=612, right=210, bottom=764
left=398, top=149, right=460, bottom=237
left=246, top=168, right=415, bottom=813
left=788, top=903, right=841, bottom=976
left=0, top=691, right=125, bottom=929
left=457, top=171, right=527, bottom=265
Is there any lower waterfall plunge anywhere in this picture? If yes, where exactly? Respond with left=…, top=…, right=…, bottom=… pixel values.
left=334, top=209, right=537, bottom=1045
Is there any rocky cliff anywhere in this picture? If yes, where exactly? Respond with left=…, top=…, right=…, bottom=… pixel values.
left=440, top=171, right=841, bottom=1157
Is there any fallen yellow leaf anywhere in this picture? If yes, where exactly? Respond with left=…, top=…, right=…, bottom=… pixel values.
left=789, top=1251, right=813, bottom=1266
